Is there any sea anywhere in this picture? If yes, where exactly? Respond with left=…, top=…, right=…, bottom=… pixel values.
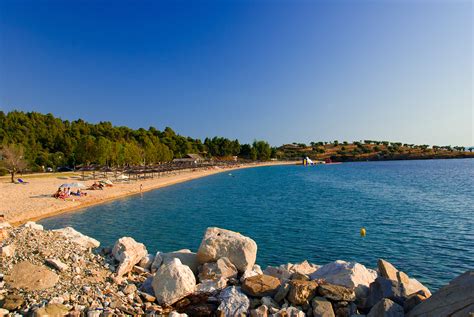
left=40, top=159, right=474, bottom=291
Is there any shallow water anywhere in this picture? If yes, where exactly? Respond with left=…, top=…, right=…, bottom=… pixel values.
left=40, top=159, right=474, bottom=290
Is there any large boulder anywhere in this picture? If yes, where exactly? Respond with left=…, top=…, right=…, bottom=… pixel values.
left=287, top=280, right=319, bottom=305
left=23, top=221, right=44, bottom=230
left=263, top=266, right=292, bottom=282
left=197, top=227, right=257, bottom=272
left=272, top=306, right=305, bottom=317
left=368, top=298, right=404, bottom=317
left=407, top=270, right=474, bottom=317
left=112, top=237, right=148, bottom=277
left=241, top=264, right=264, bottom=282
left=198, top=257, right=238, bottom=282
left=152, top=249, right=199, bottom=274
left=367, top=277, right=406, bottom=307
left=312, top=296, right=335, bottom=317
left=6, top=261, right=59, bottom=291
left=310, top=260, right=377, bottom=298
left=152, top=258, right=196, bottom=306
left=53, top=227, right=100, bottom=249
left=377, top=259, right=431, bottom=297
left=241, top=274, right=281, bottom=297
left=217, top=286, right=250, bottom=316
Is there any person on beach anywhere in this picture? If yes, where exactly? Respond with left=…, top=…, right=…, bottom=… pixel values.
left=140, top=184, right=143, bottom=192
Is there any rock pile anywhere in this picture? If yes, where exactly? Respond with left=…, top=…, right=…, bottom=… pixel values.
left=0, top=222, right=471, bottom=316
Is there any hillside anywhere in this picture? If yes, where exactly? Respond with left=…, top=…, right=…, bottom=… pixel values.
left=276, top=141, right=474, bottom=162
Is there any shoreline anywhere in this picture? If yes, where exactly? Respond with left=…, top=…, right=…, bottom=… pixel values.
left=1, top=161, right=295, bottom=226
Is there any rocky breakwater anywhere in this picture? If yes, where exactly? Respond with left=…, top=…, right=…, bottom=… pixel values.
left=0, top=223, right=472, bottom=316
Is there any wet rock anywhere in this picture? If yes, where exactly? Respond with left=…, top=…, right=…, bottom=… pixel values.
left=312, top=296, right=335, bottom=317
left=367, top=298, right=404, bottom=317
left=45, top=258, right=68, bottom=272
left=23, top=221, right=44, bottom=230
left=310, top=260, right=377, bottom=299
left=112, top=237, right=148, bottom=277
left=152, top=258, right=196, bottom=306
left=152, top=249, right=199, bottom=274
left=198, top=257, right=238, bottom=282
left=197, top=227, right=257, bottom=272
left=53, top=227, right=100, bottom=249
left=217, top=286, right=250, bottom=316
left=6, top=261, right=59, bottom=291
left=318, top=283, right=356, bottom=302
left=407, top=270, right=474, bottom=317
left=242, top=274, right=281, bottom=297
left=287, top=280, right=319, bottom=305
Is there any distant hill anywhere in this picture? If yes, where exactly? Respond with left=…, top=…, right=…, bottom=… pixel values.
left=276, top=141, right=474, bottom=162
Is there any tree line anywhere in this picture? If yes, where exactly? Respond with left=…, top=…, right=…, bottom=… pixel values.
left=0, top=111, right=274, bottom=173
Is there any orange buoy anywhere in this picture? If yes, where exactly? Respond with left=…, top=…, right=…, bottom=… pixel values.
left=360, top=227, right=366, bottom=237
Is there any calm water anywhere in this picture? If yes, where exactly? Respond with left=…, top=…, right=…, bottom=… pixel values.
left=40, top=159, right=474, bottom=290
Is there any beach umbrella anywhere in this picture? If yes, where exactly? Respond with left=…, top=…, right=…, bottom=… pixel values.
left=59, top=182, right=86, bottom=188
left=99, top=179, right=113, bottom=185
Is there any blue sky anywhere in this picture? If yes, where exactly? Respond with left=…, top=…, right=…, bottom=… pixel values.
left=0, top=0, right=472, bottom=146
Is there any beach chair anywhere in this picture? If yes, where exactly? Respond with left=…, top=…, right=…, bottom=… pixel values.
left=17, top=178, right=29, bottom=184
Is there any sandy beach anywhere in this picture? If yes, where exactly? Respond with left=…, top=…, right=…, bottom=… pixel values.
left=0, top=161, right=295, bottom=225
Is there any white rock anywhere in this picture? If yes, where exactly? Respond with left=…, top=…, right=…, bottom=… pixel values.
left=404, top=277, right=432, bottom=297
left=138, top=254, right=154, bottom=270
left=241, top=264, right=264, bottom=282
left=288, top=260, right=319, bottom=275
left=0, top=308, right=9, bottom=317
left=217, top=286, right=250, bottom=316
left=112, top=237, right=148, bottom=277
left=151, top=249, right=198, bottom=274
left=24, top=221, right=44, bottom=230
left=53, top=227, right=100, bottom=249
left=197, top=227, right=257, bottom=272
left=272, top=306, right=305, bottom=317
left=46, top=258, right=68, bottom=272
left=169, top=312, right=188, bottom=317
left=0, top=222, right=11, bottom=229
left=199, top=257, right=238, bottom=282
left=196, top=278, right=228, bottom=293
left=310, top=260, right=377, bottom=297
left=0, top=244, right=15, bottom=257
left=263, top=266, right=292, bottom=282
left=152, top=258, right=196, bottom=306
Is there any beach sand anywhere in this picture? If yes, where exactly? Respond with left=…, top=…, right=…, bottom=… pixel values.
left=0, top=161, right=295, bottom=225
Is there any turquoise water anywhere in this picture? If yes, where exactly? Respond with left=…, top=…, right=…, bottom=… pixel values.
left=40, top=159, right=474, bottom=291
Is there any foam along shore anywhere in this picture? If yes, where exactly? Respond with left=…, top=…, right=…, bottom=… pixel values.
left=0, top=161, right=295, bottom=226
left=0, top=223, right=472, bottom=316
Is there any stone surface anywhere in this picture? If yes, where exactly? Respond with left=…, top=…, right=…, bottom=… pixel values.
left=241, top=274, right=281, bottom=297
left=196, top=278, right=228, bottom=293
left=138, top=254, right=154, bottom=270
left=274, top=282, right=291, bottom=303
left=367, top=298, right=404, bottom=317
left=2, top=294, right=24, bottom=311
left=169, top=312, right=188, bottom=317
left=0, top=244, right=15, bottom=257
left=403, top=277, right=431, bottom=297
left=197, top=227, right=257, bottom=272
left=217, top=286, right=250, bottom=316
left=152, top=249, right=199, bottom=274
left=6, top=261, right=59, bottom=291
left=312, top=296, right=335, bottom=317
left=24, top=221, right=44, bottom=230
left=53, top=227, right=100, bottom=249
left=377, top=259, right=399, bottom=281
left=403, top=293, right=426, bottom=313
left=241, top=264, right=264, bottom=282
left=250, top=304, right=268, bottom=317
left=112, top=237, right=148, bottom=277
left=310, top=260, right=377, bottom=299
left=45, top=258, right=68, bottom=272
left=368, top=277, right=406, bottom=307
left=318, top=283, right=356, bottom=302
left=287, top=280, right=319, bottom=305
left=152, top=258, right=196, bottom=306
left=272, top=306, right=305, bottom=317
left=0, top=308, right=9, bottom=316
left=263, top=266, right=293, bottom=282
left=34, top=304, right=70, bottom=316
left=407, top=270, right=474, bottom=317
left=288, top=260, right=320, bottom=275
left=198, top=257, right=238, bottom=282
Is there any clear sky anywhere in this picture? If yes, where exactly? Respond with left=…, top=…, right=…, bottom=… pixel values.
left=0, top=0, right=472, bottom=146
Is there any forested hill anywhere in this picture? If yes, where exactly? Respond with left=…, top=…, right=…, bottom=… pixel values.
left=0, top=111, right=273, bottom=171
